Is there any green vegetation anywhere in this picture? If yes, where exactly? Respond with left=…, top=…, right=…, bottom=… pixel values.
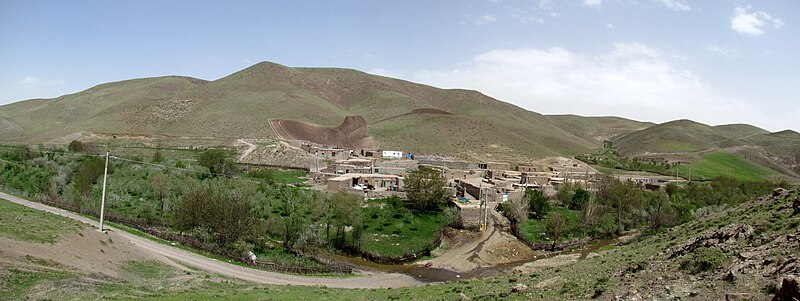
left=360, top=197, right=447, bottom=257
left=518, top=175, right=776, bottom=245
left=403, top=166, right=448, bottom=212
left=0, top=198, right=85, bottom=243
left=675, top=151, right=776, bottom=182
left=679, top=247, right=728, bottom=274
left=246, top=167, right=307, bottom=184
left=0, top=263, right=75, bottom=300
left=0, top=145, right=447, bottom=273
left=579, top=149, right=777, bottom=182
left=121, top=260, right=176, bottom=280
left=519, top=207, right=580, bottom=243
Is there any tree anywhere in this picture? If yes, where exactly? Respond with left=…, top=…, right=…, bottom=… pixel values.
left=196, top=149, right=236, bottom=176
left=404, top=166, right=447, bottom=212
left=502, top=195, right=529, bottom=237
left=173, top=179, right=256, bottom=246
left=274, top=184, right=310, bottom=250
left=67, top=140, right=84, bottom=153
left=545, top=212, right=566, bottom=250
left=645, top=190, right=677, bottom=229
left=568, top=187, right=590, bottom=210
left=152, top=150, right=164, bottom=163
left=555, top=180, right=576, bottom=205
left=151, top=172, right=171, bottom=215
left=329, top=191, right=362, bottom=248
left=526, top=189, right=550, bottom=220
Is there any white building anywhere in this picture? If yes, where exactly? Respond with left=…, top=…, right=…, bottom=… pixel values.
left=382, top=150, right=403, bottom=159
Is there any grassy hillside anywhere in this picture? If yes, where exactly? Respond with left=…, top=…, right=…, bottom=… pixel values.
left=0, top=62, right=595, bottom=161
left=547, top=114, right=654, bottom=143
left=612, top=119, right=799, bottom=181
left=613, top=119, right=727, bottom=155
left=4, top=187, right=797, bottom=300
left=674, top=151, right=776, bottom=182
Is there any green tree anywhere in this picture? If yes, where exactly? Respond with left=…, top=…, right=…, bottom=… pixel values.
left=502, top=195, right=529, bottom=237
left=404, top=166, right=447, bottom=212
left=151, top=150, right=164, bottom=163
left=151, top=172, right=171, bottom=215
left=545, top=212, right=566, bottom=250
left=67, top=140, right=84, bottom=153
left=173, top=179, right=256, bottom=246
left=526, top=189, right=550, bottom=220
left=329, top=191, right=362, bottom=248
left=555, top=180, right=576, bottom=205
left=196, top=149, right=236, bottom=176
left=568, top=187, right=590, bottom=210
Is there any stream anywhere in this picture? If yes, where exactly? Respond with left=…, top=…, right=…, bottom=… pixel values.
left=328, top=237, right=619, bottom=283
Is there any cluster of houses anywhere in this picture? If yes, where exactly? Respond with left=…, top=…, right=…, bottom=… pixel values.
left=296, top=141, right=629, bottom=226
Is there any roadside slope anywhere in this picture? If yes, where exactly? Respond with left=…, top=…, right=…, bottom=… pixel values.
left=0, top=192, right=421, bottom=289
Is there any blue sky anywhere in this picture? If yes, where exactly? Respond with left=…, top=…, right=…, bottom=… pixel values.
left=1, top=0, right=797, bottom=131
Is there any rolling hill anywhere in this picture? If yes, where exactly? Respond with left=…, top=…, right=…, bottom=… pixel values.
left=613, top=119, right=800, bottom=180
left=0, top=61, right=796, bottom=177
left=546, top=114, right=654, bottom=143
left=0, top=62, right=600, bottom=161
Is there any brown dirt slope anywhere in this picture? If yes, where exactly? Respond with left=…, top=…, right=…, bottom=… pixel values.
left=270, top=115, right=375, bottom=149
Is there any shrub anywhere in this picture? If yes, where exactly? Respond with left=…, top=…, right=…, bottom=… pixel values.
left=680, top=247, right=728, bottom=274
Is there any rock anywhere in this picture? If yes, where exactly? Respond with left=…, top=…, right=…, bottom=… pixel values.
left=726, top=293, right=752, bottom=301
left=772, top=275, right=800, bottom=301
left=459, top=292, right=471, bottom=301
left=773, top=188, right=787, bottom=197
left=511, top=283, right=528, bottom=293
left=792, top=197, right=800, bottom=216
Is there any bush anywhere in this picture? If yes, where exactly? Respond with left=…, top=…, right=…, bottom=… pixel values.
left=526, top=189, right=550, bottom=220
left=680, top=247, right=728, bottom=274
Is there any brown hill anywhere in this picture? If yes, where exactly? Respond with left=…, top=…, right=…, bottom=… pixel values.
left=0, top=62, right=595, bottom=161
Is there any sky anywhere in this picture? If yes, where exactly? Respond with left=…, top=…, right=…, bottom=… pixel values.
left=1, top=0, right=798, bottom=131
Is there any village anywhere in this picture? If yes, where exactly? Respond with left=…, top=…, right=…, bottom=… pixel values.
left=282, top=139, right=681, bottom=229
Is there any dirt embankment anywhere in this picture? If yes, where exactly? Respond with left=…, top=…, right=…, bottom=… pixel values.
left=269, top=115, right=375, bottom=149
left=421, top=208, right=539, bottom=273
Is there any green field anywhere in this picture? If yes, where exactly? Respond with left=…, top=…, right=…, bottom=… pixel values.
left=675, top=151, right=775, bottom=182
left=0, top=198, right=86, bottom=243
left=519, top=207, right=581, bottom=243
left=359, top=198, right=447, bottom=257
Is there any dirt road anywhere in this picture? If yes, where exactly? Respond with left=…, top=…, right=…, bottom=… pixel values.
left=0, top=191, right=421, bottom=288
left=421, top=204, right=538, bottom=272
left=234, top=138, right=257, bottom=162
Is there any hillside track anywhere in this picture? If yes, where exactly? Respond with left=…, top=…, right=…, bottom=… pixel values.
left=0, top=191, right=422, bottom=288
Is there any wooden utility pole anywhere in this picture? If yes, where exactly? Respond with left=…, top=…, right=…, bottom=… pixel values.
left=98, top=151, right=109, bottom=233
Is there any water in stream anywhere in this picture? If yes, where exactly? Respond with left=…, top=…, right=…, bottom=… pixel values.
left=328, top=237, right=619, bottom=283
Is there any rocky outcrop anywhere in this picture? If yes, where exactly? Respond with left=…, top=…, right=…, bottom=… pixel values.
left=667, top=223, right=754, bottom=259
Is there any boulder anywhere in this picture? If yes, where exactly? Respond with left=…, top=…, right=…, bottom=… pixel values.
left=772, top=275, right=800, bottom=301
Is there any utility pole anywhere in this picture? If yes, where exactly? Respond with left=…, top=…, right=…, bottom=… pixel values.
left=98, top=151, right=109, bottom=233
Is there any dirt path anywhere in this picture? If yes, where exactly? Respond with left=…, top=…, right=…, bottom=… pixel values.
left=0, top=192, right=422, bottom=288
left=234, top=138, right=257, bottom=162
left=421, top=205, right=538, bottom=273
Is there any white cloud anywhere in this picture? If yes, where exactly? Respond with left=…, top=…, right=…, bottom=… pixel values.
left=411, top=43, right=773, bottom=128
left=731, top=6, right=784, bottom=36
left=465, top=14, right=498, bottom=25
left=706, top=44, right=740, bottom=60
left=654, top=0, right=691, bottom=12
left=18, top=76, right=65, bottom=89
left=606, top=23, right=615, bottom=29
left=582, top=0, right=602, bottom=7
left=18, top=76, right=41, bottom=88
